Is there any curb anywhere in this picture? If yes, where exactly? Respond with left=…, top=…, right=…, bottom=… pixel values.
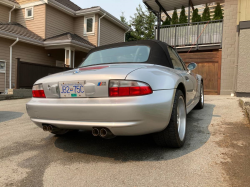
left=239, top=99, right=250, bottom=121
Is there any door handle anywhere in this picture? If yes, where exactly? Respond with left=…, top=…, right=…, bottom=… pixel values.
left=185, top=76, right=189, bottom=81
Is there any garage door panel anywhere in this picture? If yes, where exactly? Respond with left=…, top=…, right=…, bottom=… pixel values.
left=180, top=51, right=221, bottom=95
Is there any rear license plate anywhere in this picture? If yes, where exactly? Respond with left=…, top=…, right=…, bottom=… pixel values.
left=59, top=81, right=85, bottom=98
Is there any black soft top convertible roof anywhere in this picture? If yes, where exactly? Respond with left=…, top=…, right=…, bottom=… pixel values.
left=87, top=40, right=174, bottom=68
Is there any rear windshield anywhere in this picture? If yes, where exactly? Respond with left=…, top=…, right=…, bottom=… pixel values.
left=79, top=46, right=150, bottom=67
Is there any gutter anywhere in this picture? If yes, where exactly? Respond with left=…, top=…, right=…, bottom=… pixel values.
left=9, top=38, right=19, bottom=90
left=9, top=5, right=15, bottom=22
left=124, top=28, right=130, bottom=42
left=98, top=13, right=106, bottom=46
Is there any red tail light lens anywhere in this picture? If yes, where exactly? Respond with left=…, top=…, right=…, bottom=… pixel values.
left=109, top=80, right=153, bottom=97
left=32, top=84, right=46, bottom=98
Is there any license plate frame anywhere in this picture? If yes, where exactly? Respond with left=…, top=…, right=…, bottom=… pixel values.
left=59, top=81, right=85, bottom=98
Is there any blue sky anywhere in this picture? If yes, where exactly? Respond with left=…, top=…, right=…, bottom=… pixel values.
left=71, top=0, right=145, bottom=22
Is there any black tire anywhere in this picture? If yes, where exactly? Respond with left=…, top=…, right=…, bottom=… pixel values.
left=195, top=82, right=204, bottom=109
left=153, top=90, right=187, bottom=148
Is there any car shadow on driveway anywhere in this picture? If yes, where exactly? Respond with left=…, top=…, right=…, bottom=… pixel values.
left=54, top=103, right=217, bottom=161
left=0, top=111, right=24, bottom=123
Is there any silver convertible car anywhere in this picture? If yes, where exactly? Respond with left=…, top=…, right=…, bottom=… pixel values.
left=26, top=40, right=204, bottom=148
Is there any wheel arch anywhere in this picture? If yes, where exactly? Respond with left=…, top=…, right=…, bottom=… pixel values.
left=176, top=82, right=186, bottom=103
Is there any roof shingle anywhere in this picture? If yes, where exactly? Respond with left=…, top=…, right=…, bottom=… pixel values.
left=45, top=32, right=96, bottom=47
left=0, top=23, right=43, bottom=42
left=54, top=0, right=81, bottom=11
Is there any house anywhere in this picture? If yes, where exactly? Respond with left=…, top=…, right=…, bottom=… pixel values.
left=144, top=0, right=250, bottom=97
left=0, top=0, right=130, bottom=93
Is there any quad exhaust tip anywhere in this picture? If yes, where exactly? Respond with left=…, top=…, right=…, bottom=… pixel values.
left=93, top=128, right=115, bottom=139
left=100, top=128, right=108, bottom=138
left=42, top=124, right=54, bottom=132
left=92, top=128, right=100, bottom=136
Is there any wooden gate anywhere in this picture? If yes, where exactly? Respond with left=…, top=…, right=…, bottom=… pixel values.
left=179, top=50, right=222, bottom=95
left=16, top=59, right=72, bottom=89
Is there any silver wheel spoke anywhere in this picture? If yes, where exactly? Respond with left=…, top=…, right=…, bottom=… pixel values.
left=177, top=96, right=186, bottom=141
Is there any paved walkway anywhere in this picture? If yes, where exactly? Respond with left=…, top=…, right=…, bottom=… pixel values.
left=0, top=96, right=249, bottom=187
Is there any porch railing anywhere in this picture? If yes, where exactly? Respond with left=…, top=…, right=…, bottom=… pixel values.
left=157, top=20, right=223, bottom=49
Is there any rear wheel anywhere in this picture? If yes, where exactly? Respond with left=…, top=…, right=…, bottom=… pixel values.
left=153, top=90, right=187, bottom=148
left=195, top=82, right=204, bottom=109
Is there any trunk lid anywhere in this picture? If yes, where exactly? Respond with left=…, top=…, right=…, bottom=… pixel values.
left=37, top=64, right=146, bottom=98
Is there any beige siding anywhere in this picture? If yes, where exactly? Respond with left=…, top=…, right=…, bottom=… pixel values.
left=46, top=5, right=74, bottom=38
left=16, top=5, right=46, bottom=38
left=238, top=0, right=250, bottom=23
left=0, top=73, right=5, bottom=92
left=0, top=4, right=16, bottom=23
left=0, top=38, right=57, bottom=89
left=74, top=14, right=99, bottom=46
left=100, top=17, right=125, bottom=46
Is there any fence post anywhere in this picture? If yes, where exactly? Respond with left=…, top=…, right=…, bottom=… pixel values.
left=196, top=22, right=199, bottom=50
left=174, top=25, right=177, bottom=49
left=16, top=58, right=21, bottom=89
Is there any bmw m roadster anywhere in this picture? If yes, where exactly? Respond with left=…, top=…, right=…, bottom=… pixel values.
left=26, top=40, right=204, bottom=148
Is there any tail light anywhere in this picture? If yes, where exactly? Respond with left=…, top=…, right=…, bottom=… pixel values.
left=32, top=84, right=46, bottom=98
left=109, top=80, right=153, bottom=97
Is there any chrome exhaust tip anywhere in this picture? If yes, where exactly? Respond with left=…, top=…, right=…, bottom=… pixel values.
left=92, top=128, right=100, bottom=137
left=48, top=125, right=53, bottom=132
left=100, top=128, right=108, bottom=138
left=43, top=125, right=48, bottom=131
left=100, top=128, right=116, bottom=139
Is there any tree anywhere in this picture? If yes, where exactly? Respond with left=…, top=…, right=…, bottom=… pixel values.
left=213, top=3, right=223, bottom=20
left=120, top=12, right=128, bottom=25
left=172, top=8, right=178, bottom=24
left=179, top=6, right=187, bottom=24
left=162, top=17, right=171, bottom=26
left=192, top=8, right=201, bottom=23
left=129, top=4, right=156, bottom=41
left=120, top=12, right=135, bottom=42
left=202, top=4, right=211, bottom=21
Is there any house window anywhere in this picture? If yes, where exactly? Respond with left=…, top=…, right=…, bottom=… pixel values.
left=84, top=15, right=95, bottom=35
left=25, top=7, right=33, bottom=19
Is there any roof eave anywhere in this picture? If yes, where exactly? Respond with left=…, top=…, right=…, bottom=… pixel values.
left=0, top=0, right=20, bottom=8
left=76, top=7, right=130, bottom=31
left=44, top=40, right=95, bottom=51
left=0, top=31, right=44, bottom=46
left=47, top=0, right=76, bottom=16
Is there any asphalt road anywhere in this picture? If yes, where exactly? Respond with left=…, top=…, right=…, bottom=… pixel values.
left=0, top=96, right=249, bottom=187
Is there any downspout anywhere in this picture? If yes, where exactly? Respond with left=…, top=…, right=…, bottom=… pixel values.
left=9, top=5, right=15, bottom=23
left=98, top=13, right=107, bottom=47
left=9, top=38, right=19, bottom=90
left=124, top=28, right=130, bottom=42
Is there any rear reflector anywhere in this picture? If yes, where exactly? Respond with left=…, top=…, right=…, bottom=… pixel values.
left=109, top=80, right=153, bottom=97
left=32, top=84, right=46, bottom=98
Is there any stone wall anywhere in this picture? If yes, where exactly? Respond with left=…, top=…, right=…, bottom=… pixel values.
left=237, top=29, right=250, bottom=93
left=220, top=0, right=238, bottom=95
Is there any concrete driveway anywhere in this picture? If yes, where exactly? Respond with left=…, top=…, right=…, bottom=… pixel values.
left=0, top=96, right=250, bottom=187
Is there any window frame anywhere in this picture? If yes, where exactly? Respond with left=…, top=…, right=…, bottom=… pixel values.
left=25, top=7, right=34, bottom=20
left=0, top=60, right=6, bottom=73
left=84, top=15, right=95, bottom=36
left=172, top=49, right=188, bottom=71
left=167, top=47, right=186, bottom=71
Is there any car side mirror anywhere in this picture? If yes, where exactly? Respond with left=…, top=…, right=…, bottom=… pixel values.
left=187, top=62, right=197, bottom=73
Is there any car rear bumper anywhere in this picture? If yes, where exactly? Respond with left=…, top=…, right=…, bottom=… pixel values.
left=26, top=90, right=175, bottom=136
